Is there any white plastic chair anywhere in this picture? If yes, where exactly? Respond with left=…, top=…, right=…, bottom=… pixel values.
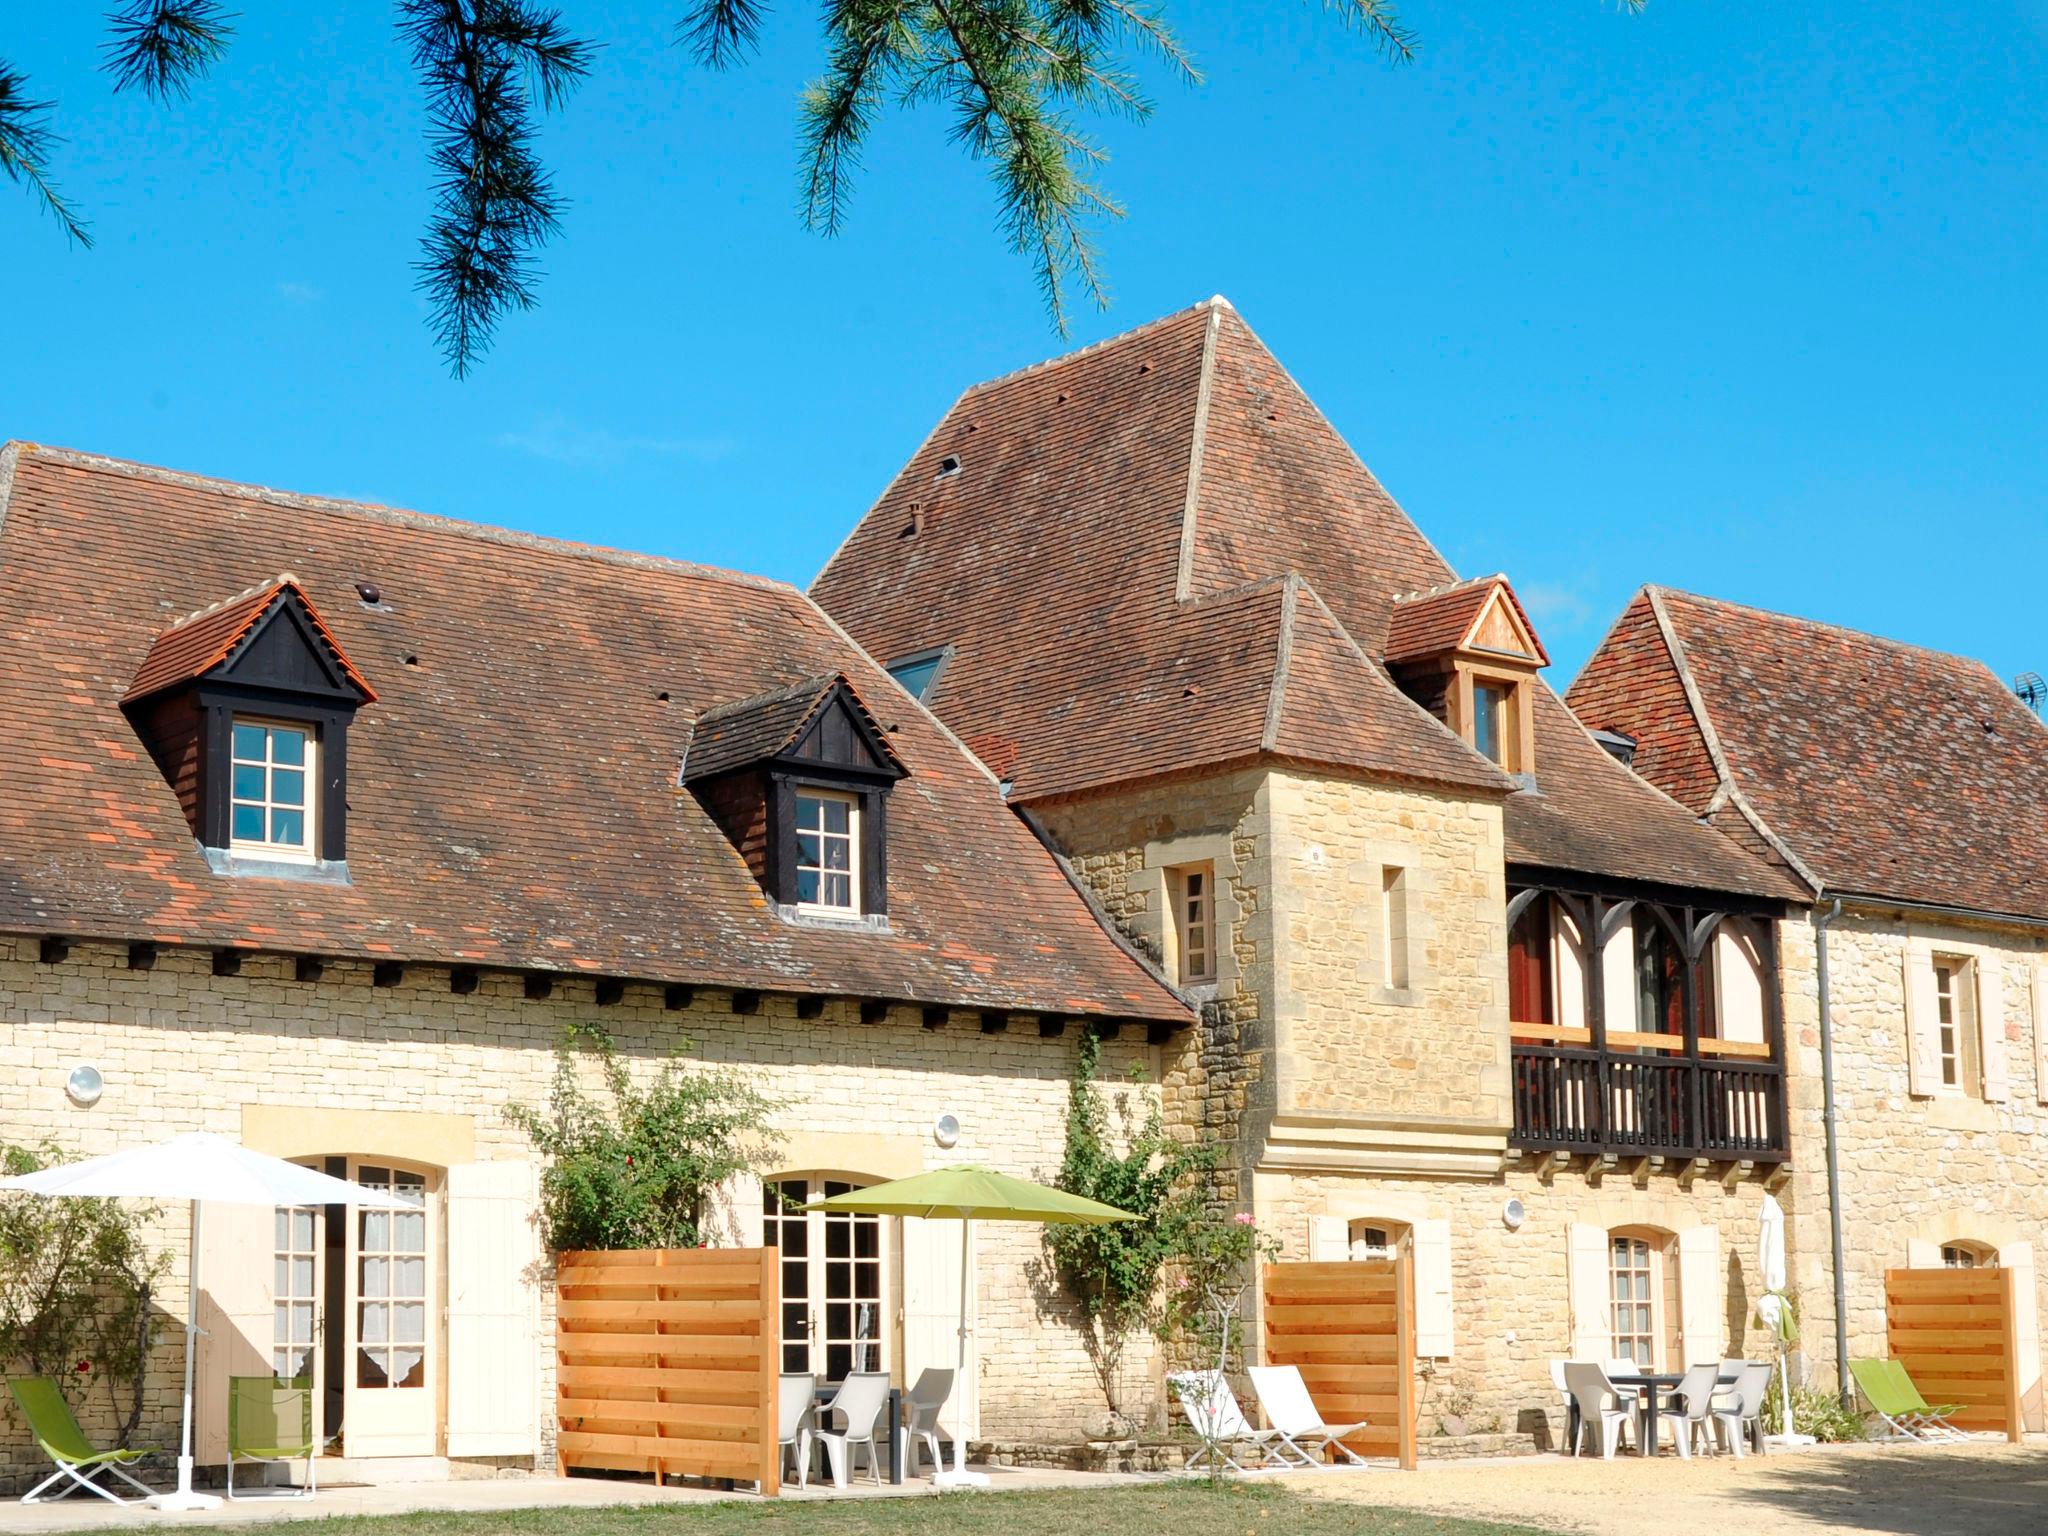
left=1549, top=1361, right=1578, bottom=1455
left=814, top=1371, right=891, bottom=1489
left=1170, top=1371, right=1288, bottom=1473
left=1711, top=1361, right=1773, bottom=1458
left=1564, top=1362, right=1636, bottom=1459
left=776, top=1372, right=815, bottom=1490
left=901, top=1367, right=954, bottom=1477
left=1248, top=1365, right=1368, bottom=1466
left=1644, top=1364, right=1718, bottom=1459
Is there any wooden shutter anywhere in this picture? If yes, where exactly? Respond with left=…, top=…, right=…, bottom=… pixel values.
left=900, top=1217, right=976, bottom=1440
left=1676, top=1226, right=1724, bottom=1367
left=1308, top=1216, right=1349, bottom=1261
left=2035, top=966, right=2048, bottom=1105
left=1903, top=944, right=1940, bottom=1096
left=195, top=1200, right=277, bottom=1463
left=445, top=1161, right=540, bottom=1458
left=1567, top=1224, right=1611, bottom=1360
left=1998, top=1241, right=2042, bottom=1431
left=1979, top=960, right=2011, bottom=1102
left=1412, top=1219, right=1454, bottom=1359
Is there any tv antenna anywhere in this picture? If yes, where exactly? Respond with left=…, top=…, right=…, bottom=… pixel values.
left=2014, top=673, right=2046, bottom=715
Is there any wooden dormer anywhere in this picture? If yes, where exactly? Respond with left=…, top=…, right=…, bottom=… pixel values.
left=1384, top=575, right=1548, bottom=776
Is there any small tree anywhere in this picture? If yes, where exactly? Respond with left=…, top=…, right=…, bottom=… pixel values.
left=508, top=1024, right=782, bottom=1253
left=1046, top=1029, right=1217, bottom=1433
left=0, top=1142, right=168, bottom=1447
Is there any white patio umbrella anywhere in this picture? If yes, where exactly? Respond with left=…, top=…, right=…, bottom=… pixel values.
left=1754, top=1193, right=1811, bottom=1446
left=1, top=1132, right=412, bottom=1512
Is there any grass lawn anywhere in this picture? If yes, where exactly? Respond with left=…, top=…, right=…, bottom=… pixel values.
left=182, top=1485, right=1544, bottom=1536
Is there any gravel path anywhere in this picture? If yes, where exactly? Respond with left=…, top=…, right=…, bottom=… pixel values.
left=1289, top=1440, right=2048, bottom=1536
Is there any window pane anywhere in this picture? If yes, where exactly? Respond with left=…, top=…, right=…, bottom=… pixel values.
left=393, top=1302, right=425, bottom=1343
left=233, top=764, right=266, bottom=802
left=797, top=869, right=820, bottom=905
left=271, top=728, right=307, bottom=767
left=361, top=1211, right=389, bottom=1250
left=394, top=1210, right=426, bottom=1251
left=361, top=1302, right=388, bottom=1343
left=824, top=838, right=851, bottom=872
left=292, top=1210, right=314, bottom=1249
left=821, top=799, right=850, bottom=833
left=270, top=809, right=305, bottom=846
left=797, top=797, right=822, bottom=830
left=362, top=1256, right=390, bottom=1297
left=271, top=768, right=306, bottom=807
left=232, top=804, right=266, bottom=842
left=797, top=832, right=821, bottom=867
left=357, top=1348, right=388, bottom=1388
left=233, top=723, right=266, bottom=760
left=824, top=874, right=851, bottom=907
left=292, top=1257, right=314, bottom=1294
left=393, top=1256, right=425, bottom=1296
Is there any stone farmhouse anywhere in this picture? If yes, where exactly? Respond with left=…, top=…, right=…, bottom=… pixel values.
left=811, top=298, right=1826, bottom=1436
left=1570, top=586, right=2048, bottom=1428
left=0, top=441, right=1191, bottom=1488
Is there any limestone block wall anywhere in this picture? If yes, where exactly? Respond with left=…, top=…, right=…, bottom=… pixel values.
left=1777, top=907, right=2048, bottom=1424
left=0, top=937, right=1160, bottom=1486
left=1264, top=771, right=1511, bottom=1150
left=1254, top=1164, right=1777, bottom=1443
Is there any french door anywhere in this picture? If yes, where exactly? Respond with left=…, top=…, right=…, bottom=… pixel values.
left=762, top=1176, right=887, bottom=1382
left=276, top=1158, right=440, bottom=1457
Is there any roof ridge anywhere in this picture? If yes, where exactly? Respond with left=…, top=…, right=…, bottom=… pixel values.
left=159, top=573, right=296, bottom=632
left=960, top=298, right=1223, bottom=398
left=1172, top=303, right=1224, bottom=603
left=1649, top=582, right=2001, bottom=675
left=1391, top=572, right=1506, bottom=605
left=8, top=442, right=801, bottom=599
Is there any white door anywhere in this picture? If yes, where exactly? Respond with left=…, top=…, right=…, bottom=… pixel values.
left=341, top=1161, right=438, bottom=1457
left=444, top=1161, right=540, bottom=1457
left=762, top=1175, right=888, bottom=1382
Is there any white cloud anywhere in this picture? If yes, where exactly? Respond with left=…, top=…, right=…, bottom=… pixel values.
left=1516, top=580, right=1595, bottom=633
left=495, top=412, right=734, bottom=470
left=275, top=281, right=322, bottom=304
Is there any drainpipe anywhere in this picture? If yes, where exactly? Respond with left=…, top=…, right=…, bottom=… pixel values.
left=1815, top=897, right=1850, bottom=1406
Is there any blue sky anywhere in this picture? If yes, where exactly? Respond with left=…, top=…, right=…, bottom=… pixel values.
left=5, top=2, right=2044, bottom=687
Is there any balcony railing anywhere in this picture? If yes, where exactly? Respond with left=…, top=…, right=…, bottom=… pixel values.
left=1510, top=1041, right=1788, bottom=1162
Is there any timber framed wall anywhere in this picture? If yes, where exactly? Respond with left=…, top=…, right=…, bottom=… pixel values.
left=1259, top=1256, right=1417, bottom=1469
left=1884, top=1265, right=2025, bottom=1442
left=555, top=1247, right=781, bottom=1490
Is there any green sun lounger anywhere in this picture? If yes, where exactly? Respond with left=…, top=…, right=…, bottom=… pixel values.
left=7, top=1377, right=157, bottom=1505
left=1848, top=1358, right=1965, bottom=1441
left=227, top=1375, right=318, bottom=1499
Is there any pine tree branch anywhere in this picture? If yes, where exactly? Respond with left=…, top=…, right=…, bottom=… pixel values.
left=102, top=1, right=235, bottom=101
left=0, top=64, right=92, bottom=248
left=1319, top=0, right=1418, bottom=65
left=798, top=0, right=913, bottom=234
left=679, top=0, right=772, bottom=68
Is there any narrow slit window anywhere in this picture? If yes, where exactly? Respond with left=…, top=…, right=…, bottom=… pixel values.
left=1168, top=863, right=1217, bottom=985
left=1382, top=867, right=1410, bottom=989
left=1933, top=957, right=1979, bottom=1095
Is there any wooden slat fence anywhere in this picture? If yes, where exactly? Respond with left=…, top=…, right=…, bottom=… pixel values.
left=1885, top=1265, right=2024, bottom=1442
left=1260, top=1257, right=1417, bottom=1469
left=555, top=1247, right=781, bottom=1491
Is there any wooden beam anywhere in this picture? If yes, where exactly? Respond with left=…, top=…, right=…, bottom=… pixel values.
left=212, top=949, right=243, bottom=978
left=796, top=995, right=827, bottom=1020
left=372, top=961, right=404, bottom=989
left=524, top=973, right=555, bottom=1002
left=38, top=936, right=69, bottom=966
left=594, top=979, right=625, bottom=1008
left=664, top=984, right=694, bottom=1011
left=921, top=1006, right=948, bottom=1031
left=859, top=999, right=890, bottom=1026
left=731, top=990, right=762, bottom=1015
left=1037, top=1014, right=1069, bottom=1038
left=126, top=942, right=158, bottom=972
left=449, top=967, right=480, bottom=996
left=295, top=956, right=325, bottom=984
left=1721, top=1159, right=1754, bottom=1191
left=978, top=1010, right=1009, bottom=1034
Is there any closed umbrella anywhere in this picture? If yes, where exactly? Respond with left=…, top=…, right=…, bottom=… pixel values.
left=2, top=1133, right=412, bottom=1511
left=805, top=1166, right=1133, bottom=1489
left=1755, top=1193, right=1809, bottom=1445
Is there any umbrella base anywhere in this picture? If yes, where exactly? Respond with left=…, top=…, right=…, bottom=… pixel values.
left=932, top=1469, right=990, bottom=1491
left=152, top=1457, right=224, bottom=1512
left=1765, top=1433, right=1817, bottom=1448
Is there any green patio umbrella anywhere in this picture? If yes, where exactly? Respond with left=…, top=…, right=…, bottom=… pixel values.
left=805, top=1166, right=1133, bottom=1488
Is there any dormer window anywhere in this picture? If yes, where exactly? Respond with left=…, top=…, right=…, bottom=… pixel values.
left=230, top=720, right=316, bottom=858
left=684, top=673, right=908, bottom=922
left=1384, top=575, right=1548, bottom=778
left=121, top=577, right=376, bottom=877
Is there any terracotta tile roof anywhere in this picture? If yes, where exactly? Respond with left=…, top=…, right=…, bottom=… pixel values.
left=123, top=577, right=378, bottom=704
left=813, top=299, right=1797, bottom=901
left=0, top=442, right=1190, bottom=1023
left=681, top=673, right=899, bottom=783
left=1571, top=585, right=2048, bottom=921
left=1385, top=575, right=1551, bottom=668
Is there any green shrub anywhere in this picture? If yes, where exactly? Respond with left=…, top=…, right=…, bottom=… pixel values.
left=508, top=1025, right=781, bottom=1253
left=1791, top=1384, right=1871, bottom=1443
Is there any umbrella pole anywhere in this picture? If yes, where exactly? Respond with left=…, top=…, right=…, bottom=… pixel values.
left=155, top=1201, right=223, bottom=1511
left=934, top=1215, right=988, bottom=1490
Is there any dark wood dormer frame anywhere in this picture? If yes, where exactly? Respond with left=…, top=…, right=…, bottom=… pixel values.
left=122, top=582, right=376, bottom=867
left=685, top=675, right=908, bottom=918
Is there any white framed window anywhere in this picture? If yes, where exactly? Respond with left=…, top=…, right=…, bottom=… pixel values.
left=1381, top=866, right=1411, bottom=989
left=795, top=789, right=860, bottom=913
left=1348, top=1221, right=1398, bottom=1261
left=1942, top=1241, right=1997, bottom=1269
left=1609, top=1233, right=1657, bottom=1367
left=230, top=719, right=316, bottom=859
left=273, top=1205, right=319, bottom=1382
left=1168, top=863, right=1216, bottom=985
left=763, top=1175, right=887, bottom=1380
left=1933, top=955, right=1979, bottom=1095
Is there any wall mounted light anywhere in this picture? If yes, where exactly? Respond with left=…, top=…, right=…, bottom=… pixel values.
left=932, top=1112, right=961, bottom=1149
left=66, top=1064, right=104, bottom=1107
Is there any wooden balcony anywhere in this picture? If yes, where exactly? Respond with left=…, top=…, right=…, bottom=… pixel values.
left=1510, top=1027, right=1789, bottom=1163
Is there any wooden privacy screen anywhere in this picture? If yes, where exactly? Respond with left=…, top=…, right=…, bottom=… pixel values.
left=556, top=1247, right=781, bottom=1491
left=1885, top=1265, right=2025, bottom=1442
left=1260, top=1257, right=1418, bottom=1469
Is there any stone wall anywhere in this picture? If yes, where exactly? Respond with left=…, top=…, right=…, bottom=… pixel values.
left=0, top=937, right=1161, bottom=1487
left=1777, top=906, right=2048, bottom=1425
